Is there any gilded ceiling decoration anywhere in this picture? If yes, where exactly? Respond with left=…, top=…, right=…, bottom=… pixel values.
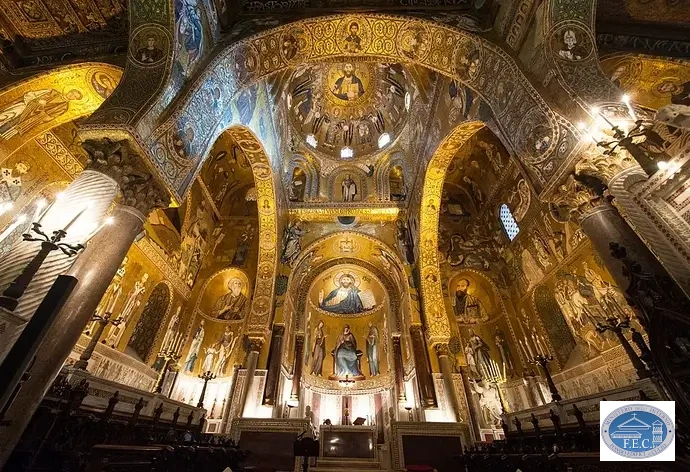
left=285, top=61, right=413, bottom=162
left=142, top=13, right=579, bottom=199
left=600, top=55, right=690, bottom=111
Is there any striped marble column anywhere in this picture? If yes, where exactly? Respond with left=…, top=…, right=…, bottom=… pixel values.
left=0, top=170, right=119, bottom=363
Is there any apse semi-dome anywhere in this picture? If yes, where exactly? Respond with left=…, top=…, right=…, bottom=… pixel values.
left=286, top=61, right=414, bottom=161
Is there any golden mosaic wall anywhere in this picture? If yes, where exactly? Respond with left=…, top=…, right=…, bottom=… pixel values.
left=601, top=54, right=690, bottom=110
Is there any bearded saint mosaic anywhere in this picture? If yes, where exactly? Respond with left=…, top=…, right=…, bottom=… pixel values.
left=318, top=272, right=376, bottom=315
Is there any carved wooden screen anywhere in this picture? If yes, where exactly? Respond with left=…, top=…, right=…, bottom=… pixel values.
left=127, top=283, right=170, bottom=363
left=534, top=285, right=576, bottom=366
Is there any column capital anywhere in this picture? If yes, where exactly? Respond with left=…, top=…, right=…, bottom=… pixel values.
left=574, top=147, right=637, bottom=185
left=434, top=343, right=450, bottom=358
left=82, top=138, right=170, bottom=216
left=247, top=336, right=265, bottom=353
left=550, top=173, right=610, bottom=222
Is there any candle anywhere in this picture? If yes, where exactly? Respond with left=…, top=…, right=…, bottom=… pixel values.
left=540, top=335, right=550, bottom=356
left=0, top=214, right=27, bottom=244
left=62, top=204, right=89, bottom=232
left=29, top=199, right=46, bottom=226
left=83, top=216, right=114, bottom=244
left=533, top=334, right=545, bottom=356
left=621, top=94, right=637, bottom=121
left=592, top=107, right=614, bottom=128
left=524, top=336, right=535, bottom=358
left=37, top=193, right=62, bottom=225
left=518, top=340, right=528, bottom=359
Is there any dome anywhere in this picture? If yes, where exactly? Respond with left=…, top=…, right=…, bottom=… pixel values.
left=286, top=61, right=413, bottom=162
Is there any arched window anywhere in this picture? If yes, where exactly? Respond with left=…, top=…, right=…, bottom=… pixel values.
left=499, top=203, right=520, bottom=241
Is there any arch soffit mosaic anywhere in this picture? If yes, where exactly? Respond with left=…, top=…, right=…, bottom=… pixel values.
left=0, top=62, right=123, bottom=158
left=143, top=14, right=582, bottom=200
left=419, top=120, right=486, bottom=345
left=288, top=231, right=408, bottom=334
left=220, top=125, right=280, bottom=336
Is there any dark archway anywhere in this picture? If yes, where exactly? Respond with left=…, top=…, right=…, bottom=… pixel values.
left=128, top=282, right=171, bottom=363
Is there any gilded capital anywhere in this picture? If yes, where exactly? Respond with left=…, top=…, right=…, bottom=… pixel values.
left=574, top=147, right=636, bottom=185
left=82, top=138, right=171, bottom=216
left=434, top=342, right=451, bottom=358
left=247, top=336, right=265, bottom=353
left=550, top=173, right=608, bottom=222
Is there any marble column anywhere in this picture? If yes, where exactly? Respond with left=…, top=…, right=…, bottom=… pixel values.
left=263, top=325, right=285, bottom=406
left=392, top=335, right=406, bottom=403
left=409, top=324, right=436, bottom=407
left=291, top=333, right=305, bottom=400
left=0, top=170, right=119, bottom=363
left=0, top=138, right=169, bottom=464
left=554, top=174, right=671, bottom=294
left=240, top=337, right=264, bottom=417
left=435, top=343, right=461, bottom=422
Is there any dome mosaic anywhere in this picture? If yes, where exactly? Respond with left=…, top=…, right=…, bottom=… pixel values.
left=286, top=61, right=414, bottom=161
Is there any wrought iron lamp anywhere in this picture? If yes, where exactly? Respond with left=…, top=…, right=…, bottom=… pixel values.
left=519, top=333, right=562, bottom=402
left=74, top=312, right=123, bottom=370
left=578, top=96, right=661, bottom=177
left=152, top=333, right=184, bottom=394
left=197, top=370, right=217, bottom=409
left=0, top=196, right=113, bottom=311
left=595, top=315, right=651, bottom=380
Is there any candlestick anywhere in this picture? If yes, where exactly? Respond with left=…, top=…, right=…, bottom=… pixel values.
left=29, top=199, right=46, bottom=226
left=591, top=107, right=615, bottom=128
left=621, top=94, right=637, bottom=121
left=36, top=193, right=62, bottom=225
left=524, top=336, right=535, bottom=358
left=539, top=335, right=550, bottom=356
left=62, top=204, right=90, bottom=232
left=83, top=216, right=114, bottom=244
left=518, top=340, right=529, bottom=360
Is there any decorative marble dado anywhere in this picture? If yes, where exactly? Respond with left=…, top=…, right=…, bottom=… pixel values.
left=135, top=238, right=191, bottom=299
left=505, top=378, right=664, bottom=431
left=390, top=420, right=470, bottom=471
left=67, top=334, right=158, bottom=391
left=63, top=367, right=205, bottom=425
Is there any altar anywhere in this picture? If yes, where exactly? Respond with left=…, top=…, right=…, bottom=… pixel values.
left=319, top=425, right=377, bottom=459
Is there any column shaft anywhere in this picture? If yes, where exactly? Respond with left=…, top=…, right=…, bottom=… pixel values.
left=240, top=339, right=263, bottom=417
left=291, top=334, right=305, bottom=400
left=263, top=325, right=285, bottom=405
left=0, top=170, right=119, bottom=363
left=0, top=204, right=145, bottom=463
left=409, top=325, right=436, bottom=407
left=392, top=335, right=406, bottom=402
left=579, top=201, right=669, bottom=291
left=436, top=346, right=461, bottom=422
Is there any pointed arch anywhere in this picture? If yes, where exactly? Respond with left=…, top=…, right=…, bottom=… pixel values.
left=220, top=125, right=281, bottom=335
left=144, top=14, right=580, bottom=200
left=0, top=63, right=122, bottom=159
left=418, top=121, right=485, bottom=345
left=375, top=150, right=406, bottom=200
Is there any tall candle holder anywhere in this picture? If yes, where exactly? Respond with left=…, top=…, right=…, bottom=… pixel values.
left=74, top=312, right=123, bottom=370
left=197, top=371, right=217, bottom=409
left=0, top=200, right=112, bottom=312
left=578, top=95, right=661, bottom=176
left=519, top=332, right=562, bottom=403
left=481, top=358, right=508, bottom=414
left=152, top=333, right=183, bottom=394
left=595, top=315, right=651, bottom=380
